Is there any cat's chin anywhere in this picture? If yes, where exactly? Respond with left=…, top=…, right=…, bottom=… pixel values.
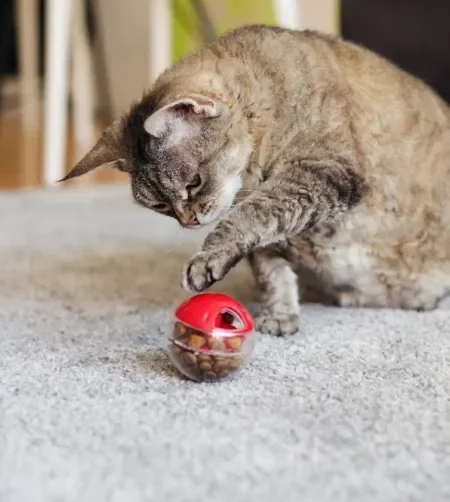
left=181, top=219, right=216, bottom=230
left=195, top=208, right=229, bottom=227
left=181, top=224, right=204, bottom=230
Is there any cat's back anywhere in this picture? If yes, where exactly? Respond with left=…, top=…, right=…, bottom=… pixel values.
left=197, top=25, right=450, bottom=132
left=333, top=32, right=450, bottom=150
left=218, top=27, right=450, bottom=303
left=207, top=24, right=348, bottom=84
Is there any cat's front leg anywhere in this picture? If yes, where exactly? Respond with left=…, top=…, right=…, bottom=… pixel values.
left=181, top=188, right=298, bottom=293
left=249, top=245, right=300, bottom=336
left=182, top=159, right=366, bottom=293
left=181, top=247, right=242, bottom=292
left=182, top=243, right=300, bottom=336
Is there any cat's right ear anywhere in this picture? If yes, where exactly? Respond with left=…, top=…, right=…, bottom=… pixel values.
left=59, top=118, right=130, bottom=182
left=143, top=95, right=224, bottom=147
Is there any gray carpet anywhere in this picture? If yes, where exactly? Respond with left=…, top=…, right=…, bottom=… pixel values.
left=1, top=185, right=450, bottom=502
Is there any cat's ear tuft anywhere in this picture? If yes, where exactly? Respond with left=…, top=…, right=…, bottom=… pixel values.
left=59, top=118, right=130, bottom=182
left=143, top=95, right=221, bottom=145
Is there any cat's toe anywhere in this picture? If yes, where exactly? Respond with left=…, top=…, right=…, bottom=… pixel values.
left=182, top=249, right=240, bottom=292
left=255, top=311, right=300, bottom=336
left=182, top=252, right=214, bottom=292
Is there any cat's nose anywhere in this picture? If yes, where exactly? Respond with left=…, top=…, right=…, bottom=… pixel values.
left=175, top=209, right=199, bottom=227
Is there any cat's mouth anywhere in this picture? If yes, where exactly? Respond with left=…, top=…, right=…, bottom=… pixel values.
left=181, top=218, right=212, bottom=230
left=180, top=222, right=203, bottom=230
left=194, top=206, right=230, bottom=228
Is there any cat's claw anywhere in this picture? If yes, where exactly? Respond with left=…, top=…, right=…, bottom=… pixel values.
left=182, top=249, right=239, bottom=292
left=255, top=310, right=300, bottom=336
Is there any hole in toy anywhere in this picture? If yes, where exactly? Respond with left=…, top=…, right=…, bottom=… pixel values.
left=215, top=310, right=243, bottom=330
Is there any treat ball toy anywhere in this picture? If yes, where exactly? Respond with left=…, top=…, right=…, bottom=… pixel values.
left=166, top=293, right=256, bottom=382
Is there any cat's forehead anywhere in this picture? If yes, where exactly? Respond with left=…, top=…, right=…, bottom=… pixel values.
left=124, top=92, right=163, bottom=159
left=133, top=163, right=179, bottom=201
left=124, top=97, right=193, bottom=166
left=130, top=135, right=198, bottom=196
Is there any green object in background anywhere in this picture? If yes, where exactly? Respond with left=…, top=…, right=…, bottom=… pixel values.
left=172, top=0, right=276, bottom=62
left=172, top=0, right=198, bottom=62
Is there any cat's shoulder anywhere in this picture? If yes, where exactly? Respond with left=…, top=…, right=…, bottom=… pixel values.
left=211, top=24, right=365, bottom=67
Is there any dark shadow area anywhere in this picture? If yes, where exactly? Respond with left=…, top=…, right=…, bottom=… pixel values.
left=342, top=0, right=450, bottom=103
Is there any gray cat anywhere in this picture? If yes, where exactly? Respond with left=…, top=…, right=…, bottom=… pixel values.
left=63, top=25, right=450, bottom=335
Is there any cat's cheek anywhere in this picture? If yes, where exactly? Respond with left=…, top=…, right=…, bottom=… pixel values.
left=197, top=204, right=230, bottom=226
left=195, top=176, right=241, bottom=226
left=197, top=208, right=224, bottom=226
left=196, top=213, right=215, bottom=226
left=222, top=175, right=243, bottom=205
left=208, top=175, right=242, bottom=220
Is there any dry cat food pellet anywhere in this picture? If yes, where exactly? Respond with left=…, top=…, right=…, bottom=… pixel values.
left=166, top=293, right=256, bottom=382
left=168, top=323, right=245, bottom=381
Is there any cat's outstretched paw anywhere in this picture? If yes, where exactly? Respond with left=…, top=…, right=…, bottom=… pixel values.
left=255, top=310, right=300, bottom=336
left=182, top=249, right=240, bottom=292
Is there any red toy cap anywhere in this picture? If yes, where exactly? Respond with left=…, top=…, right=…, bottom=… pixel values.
left=175, top=293, right=254, bottom=336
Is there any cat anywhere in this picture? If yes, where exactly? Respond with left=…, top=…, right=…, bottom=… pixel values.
left=62, top=24, right=450, bottom=335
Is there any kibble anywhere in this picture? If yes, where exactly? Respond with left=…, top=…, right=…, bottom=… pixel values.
left=199, top=361, right=212, bottom=371
left=181, top=351, right=197, bottom=366
left=227, top=358, right=242, bottom=370
left=227, top=337, right=242, bottom=350
left=212, top=360, right=228, bottom=373
left=168, top=321, right=249, bottom=382
left=208, top=339, right=226, bottom=352
left=175, top=322, right=188, bottom=337
left=188, top=333, right=206, bottom=350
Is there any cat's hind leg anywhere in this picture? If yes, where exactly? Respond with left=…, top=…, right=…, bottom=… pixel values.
left=249, top=245, right=300, bottom=336
left=333, top=283, right=445, bottom=311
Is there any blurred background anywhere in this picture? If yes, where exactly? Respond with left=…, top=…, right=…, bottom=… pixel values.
left=0, top=0, right=449, bottom=190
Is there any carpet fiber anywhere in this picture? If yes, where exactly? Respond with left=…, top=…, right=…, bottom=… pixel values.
left=1, top=185, right=450, bottom=502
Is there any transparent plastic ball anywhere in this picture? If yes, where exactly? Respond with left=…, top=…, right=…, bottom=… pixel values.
left=166, top=293, right=256, bottom=382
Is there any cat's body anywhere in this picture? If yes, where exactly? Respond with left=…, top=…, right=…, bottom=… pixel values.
left=65, top=25, right=450, bottom=335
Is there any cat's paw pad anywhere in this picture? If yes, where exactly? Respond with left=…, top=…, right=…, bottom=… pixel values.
left=255, top=311, right=300, bottom=336
left=182, top=249, right=238, bottom=292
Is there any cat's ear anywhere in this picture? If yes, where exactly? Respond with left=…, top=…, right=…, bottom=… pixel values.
left=143, top=95, right=222, bottom=146
left=59, top=118, right=130, bottom=182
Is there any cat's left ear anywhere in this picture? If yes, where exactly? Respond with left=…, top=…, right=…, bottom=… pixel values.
left=59, top=118, right=131, bottom=182
left=143, top=95, right=223, bottom=146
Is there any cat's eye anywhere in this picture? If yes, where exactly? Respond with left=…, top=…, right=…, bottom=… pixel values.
left=152, top=202, right=170, bottom=212
left=186, top=174, right=202, bottom=195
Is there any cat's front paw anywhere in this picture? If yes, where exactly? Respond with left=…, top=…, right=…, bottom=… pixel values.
left=182, top=249, right=240, bottom=292
left=255, top=310, right=300, bottom=336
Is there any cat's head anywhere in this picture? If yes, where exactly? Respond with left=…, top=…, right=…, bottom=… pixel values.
left=62, top=89, right=252, bottom=228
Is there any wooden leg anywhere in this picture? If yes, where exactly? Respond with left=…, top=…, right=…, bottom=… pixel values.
left=71, top=0, right=95, bottom=164
left=148, top=0, right=172, bottom=84
left=16, top=0, right=40, bottom=132
left=42, top=0, right=72, bottom=186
